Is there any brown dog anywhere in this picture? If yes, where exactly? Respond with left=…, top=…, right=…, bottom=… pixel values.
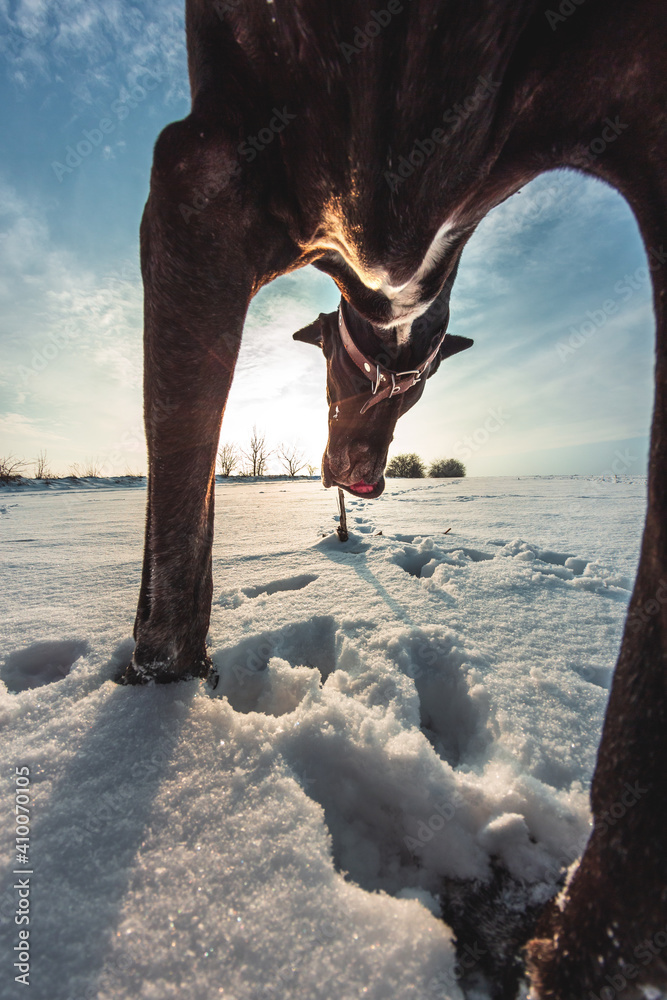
left=123, top=3, right=667, bottom=997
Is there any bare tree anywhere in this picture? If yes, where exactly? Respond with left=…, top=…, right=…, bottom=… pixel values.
left=240, top=426, right=271, bottom=476
left=33, top=449, right=52, bottom=479
left=218, top=442, right=238, bottom=477
left=306, top=463, right=317, bottom=477
left=277, top=442, right=307, bottom=477
left=82, top=456, right=103, bottom=477
left=0, top=455, right=27, bottom=483
left=68, top=463, right=81, bottom=479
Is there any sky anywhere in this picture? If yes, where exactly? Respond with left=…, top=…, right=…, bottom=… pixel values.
left=0, top=0, right=656, bottom=478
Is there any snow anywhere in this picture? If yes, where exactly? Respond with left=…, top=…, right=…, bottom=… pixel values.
left=0, top=475, right=648, bottom=999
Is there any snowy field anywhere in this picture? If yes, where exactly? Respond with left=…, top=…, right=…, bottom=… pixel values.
left=0, top=475, right=648, bottom=1000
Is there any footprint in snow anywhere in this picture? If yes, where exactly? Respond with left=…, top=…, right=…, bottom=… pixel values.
left=383, top=628, right=494, bottom=767
left=353, top=516, right=376, bottom=534
left=501, top=541, right=633, bottom=595
left=218, top=573, right=318, bottom=608
left=240, top=573, right=317, bottom=599
left=393, top=541, right=493, bottom=579
left=280, top=626, right=543, bottom=999
left=1, top=639, right=90, bottom=693
left=568, top=661, right=613, bottom=689
left=209, top=616, right=336, bottom=714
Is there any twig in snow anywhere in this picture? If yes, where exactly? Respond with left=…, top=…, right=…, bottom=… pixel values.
left=337, top=488, right=348, bottom=542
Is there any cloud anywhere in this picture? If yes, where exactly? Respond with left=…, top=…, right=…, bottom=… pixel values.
left=0, top=65, right=656, bottom=481
left=0, top=411, right=64, bottom=442
left=0, top=178, right=142, bottom=386
left=0, top=178, right=147, bottom=470
left=0, top=171, right=340, bottom=473
left=391, top=171, right=654, bottom=472
left=0, top=0, right=188, bottom=105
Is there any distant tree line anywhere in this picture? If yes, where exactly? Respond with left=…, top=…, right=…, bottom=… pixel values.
left=385, top=454, right=466, bottom=478
left=1, top=429, right=318, bottom=483
left=2, top=442, right=464, bottom=483
left=1, top=445, right=463, bottom=483
left=0, top=451, right=127, bottom=483
left=218, top=426, right=317, bottom=478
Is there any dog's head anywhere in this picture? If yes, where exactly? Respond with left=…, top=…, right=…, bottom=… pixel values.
left=293, top=289, right=472, bottom=498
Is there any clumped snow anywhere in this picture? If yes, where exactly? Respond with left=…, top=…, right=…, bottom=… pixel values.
left=0, top=476, right=647, bottom=999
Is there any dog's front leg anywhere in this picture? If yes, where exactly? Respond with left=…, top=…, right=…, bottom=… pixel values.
left=122, top=116, right=285, bottom=683
left=527, top=153, right=667, bottom=1000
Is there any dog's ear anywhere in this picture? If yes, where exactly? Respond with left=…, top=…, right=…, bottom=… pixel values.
left=439, top=334, right=474, bottom=360
left=293, top=310, right=338, bottom=349
left=293, top=314, right=325, bottom=348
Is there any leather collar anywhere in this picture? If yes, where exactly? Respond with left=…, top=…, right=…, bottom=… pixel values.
left=337, top=304, right=449, bottom=414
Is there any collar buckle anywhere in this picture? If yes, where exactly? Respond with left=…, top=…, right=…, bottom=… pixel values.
left=337, top=304, right=446, bottom=414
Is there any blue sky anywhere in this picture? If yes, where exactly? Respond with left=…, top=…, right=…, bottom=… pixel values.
left=0, top=0, right=656, bottom=478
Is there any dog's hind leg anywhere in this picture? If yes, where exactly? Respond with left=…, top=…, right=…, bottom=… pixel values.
left=121, top=115, right=295, bottom=684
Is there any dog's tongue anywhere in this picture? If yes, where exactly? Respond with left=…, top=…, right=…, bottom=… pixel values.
left=349, top=481, right=375, bottom=494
